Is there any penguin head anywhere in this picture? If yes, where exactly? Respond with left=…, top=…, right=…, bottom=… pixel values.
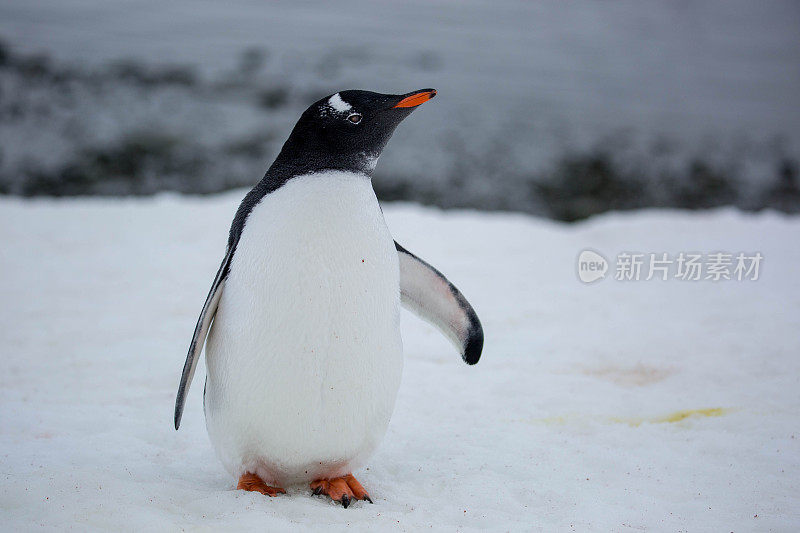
left=274, top=89, right=437, bottom=176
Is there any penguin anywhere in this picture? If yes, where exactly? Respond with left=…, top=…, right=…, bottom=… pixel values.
left=174, top=89, right=483, bottom=507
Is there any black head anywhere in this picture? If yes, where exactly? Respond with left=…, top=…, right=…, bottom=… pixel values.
left=270, top=88, right=437, bottom=176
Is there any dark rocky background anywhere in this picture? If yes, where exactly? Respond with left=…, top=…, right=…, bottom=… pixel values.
left=1, top=0, right=798, bottom=221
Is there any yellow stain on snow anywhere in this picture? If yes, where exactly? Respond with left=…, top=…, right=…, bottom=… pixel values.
left=657, top=407, right=728, bottom=423
left=613, top=407, right=729, bottom=427
left=524, top=408, right=730, bottom=427
left=529, top=415, right=572, bottom=426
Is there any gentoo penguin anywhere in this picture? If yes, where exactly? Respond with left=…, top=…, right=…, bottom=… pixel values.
left=174, top=89, right=483, bottom=507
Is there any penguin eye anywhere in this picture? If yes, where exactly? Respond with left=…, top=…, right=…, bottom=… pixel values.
left=347, top=113, right=362, bottom=124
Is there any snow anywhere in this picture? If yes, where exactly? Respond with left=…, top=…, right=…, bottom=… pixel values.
left=1, top=194, right=799, bottom=530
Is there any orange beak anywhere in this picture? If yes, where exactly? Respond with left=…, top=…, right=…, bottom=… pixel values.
left=393, top=89, right=437, bottom=108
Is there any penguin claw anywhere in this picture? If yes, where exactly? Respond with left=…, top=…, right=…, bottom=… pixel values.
left=236, top=472, right=286, bottom=497
left=309, top=473, right=371, bottom=507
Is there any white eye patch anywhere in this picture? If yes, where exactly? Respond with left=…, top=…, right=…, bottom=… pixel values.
left=327, top=93, right=352, bottom=113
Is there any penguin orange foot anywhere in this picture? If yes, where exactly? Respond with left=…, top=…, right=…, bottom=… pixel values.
left=310, top=474, right=372, bottom=508
left=237, top=472, right=286, bottom=497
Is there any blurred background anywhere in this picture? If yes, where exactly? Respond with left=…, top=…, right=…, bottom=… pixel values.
left=0, top=0, right=798, bottom=221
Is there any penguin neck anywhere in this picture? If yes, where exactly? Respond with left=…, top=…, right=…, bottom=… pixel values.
left=268, top=144, right=379, bottom=182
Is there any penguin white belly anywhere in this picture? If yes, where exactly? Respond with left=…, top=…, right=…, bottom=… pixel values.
left=204, top=171, right=403, bottom=486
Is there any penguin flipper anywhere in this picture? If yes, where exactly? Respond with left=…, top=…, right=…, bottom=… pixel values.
left=395, top=241, right=483, bottom=365
left=174, top=246, right=233, bottom=429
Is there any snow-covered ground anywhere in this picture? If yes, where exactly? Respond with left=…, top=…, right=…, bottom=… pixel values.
left=1, top=194, right=798, bottom=530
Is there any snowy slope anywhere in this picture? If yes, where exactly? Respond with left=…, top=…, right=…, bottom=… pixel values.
left=1, top=195, right=799, bottom=531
